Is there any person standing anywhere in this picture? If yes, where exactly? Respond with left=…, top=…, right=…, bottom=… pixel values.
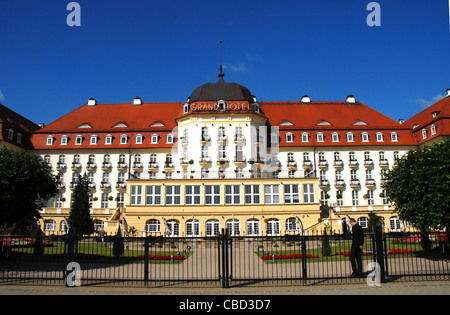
left=349, top=218, right=364, bottom=277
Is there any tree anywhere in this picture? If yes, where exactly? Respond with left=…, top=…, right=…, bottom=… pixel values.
left=383, top=140, right=450, bottom=250
left=0, top=147, right=57, bottom=233
left=367, top=213, right=383, bottom=234
left=112, top=227, right=124, bottom=258
left=321, top=227, right=332, bottom=256
left=68, top=173, right=94, bottom=236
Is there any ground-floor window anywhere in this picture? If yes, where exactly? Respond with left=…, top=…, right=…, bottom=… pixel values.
left=246, top=219, right=260, bottom=236
left=206, top=219, right=220, bottom=237
left=146, top=219, right=160, bottom=233
left=285, top=217, right=302, bottom=234
left=186, top=219, right=200, bottom=237
left=358, top=217, right=368, bottom=229
left=390, top=216, right=402, bottom=232
left=45, top=219, right=56, bottom=232
left=165, top=219, right=180, bottom=237
left=266, top=219, right=280, bottom=236
left=226, top=219, right=240, bottom=236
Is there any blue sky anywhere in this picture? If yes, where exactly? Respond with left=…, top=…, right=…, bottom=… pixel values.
left=0, top=0, right=449, bottom=125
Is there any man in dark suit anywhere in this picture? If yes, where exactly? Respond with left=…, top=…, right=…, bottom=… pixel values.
left=349, top=218, right=364, bottom=277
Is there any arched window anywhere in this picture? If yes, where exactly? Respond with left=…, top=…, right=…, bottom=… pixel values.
left=45, top=219, right=56, bottom=232
left=94, top=220, right=104, bottom=232
left=285, top=217, right=302, bottom=234
left=206, top=219, right=220, bottom=237
left=146, top=219, right=160, bottom=233
left=226, top=219, right=240, bottom=236
left=358, top=217, right=369, bottom=229
left=390, top=216, right=402, bottom=232
left=246, top=219, right=260, bottom=236
left=266, top=218, right=280, bottom=236
left=165, top=220, right=179, bottom=237
left=186, top=219, right=200, bottom=237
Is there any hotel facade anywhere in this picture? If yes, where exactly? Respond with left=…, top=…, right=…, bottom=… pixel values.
left=24, top=73, right=450, bottom=237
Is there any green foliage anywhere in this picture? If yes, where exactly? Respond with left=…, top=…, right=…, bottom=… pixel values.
left=68, top=173, right=94, bottom=236
left=368, top=213, right=383, bottom=234
left=384, top=140, right=450, bottom=233
left=0, top=147, right=57, bottom=233
left=113, top=227, right=125, bottom=258
left=321, top=228, right=332, bottom=256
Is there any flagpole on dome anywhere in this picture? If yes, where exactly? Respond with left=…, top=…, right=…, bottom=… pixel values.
left=219, top=41, right=224, bottom=80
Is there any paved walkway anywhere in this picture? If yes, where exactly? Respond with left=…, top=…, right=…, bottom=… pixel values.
left=1, top=280, right=449, bottom=295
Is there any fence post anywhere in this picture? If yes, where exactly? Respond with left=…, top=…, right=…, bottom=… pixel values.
left=144, top=236, right=149, bottom=286
left=374, top=225, right=386, bottom=283
left=301, top=234, right=307, bottom=283
left=65, top=232, right=75, bottom=287
left=221, top=228, right=229, bottom=288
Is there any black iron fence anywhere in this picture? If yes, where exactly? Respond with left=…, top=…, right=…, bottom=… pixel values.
left=0, top=228, right=448, bottom=288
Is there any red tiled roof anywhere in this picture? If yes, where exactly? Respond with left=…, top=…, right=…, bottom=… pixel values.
left=404, top=96, right=450, bottom=145
left=31, top=102, right=183, bottom=150
left=260, top=101, right=417, bottom=147
left=31, top=98, right=449, bottom=150
left=260, top=101, right=399, bottom=128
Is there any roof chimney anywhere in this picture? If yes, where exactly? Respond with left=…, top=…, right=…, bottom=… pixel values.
left=301, top=95, right=311, bottom=103
left=346, top=95, right=356, bottom=104
left=87, top=98, right=97, bottom=106
left=446, top=88, right=450, bottom=98
left=133, top=97, right=142, bottom=106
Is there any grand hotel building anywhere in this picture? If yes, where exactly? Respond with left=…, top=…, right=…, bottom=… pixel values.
left=22, top=72, right=450, bottom=237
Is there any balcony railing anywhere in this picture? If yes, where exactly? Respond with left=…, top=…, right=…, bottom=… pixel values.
left=333, top=160, right=344, bottom=168
left=349, top=160, right=359, bottom=168
left=364, top=159, right=374, bottom=167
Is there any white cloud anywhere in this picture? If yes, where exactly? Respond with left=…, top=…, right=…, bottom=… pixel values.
left=415, top=94, right=445, bottom=108
left=223, top=62, right=248, bottom=73
left=0, top=90, right=4, bottom=102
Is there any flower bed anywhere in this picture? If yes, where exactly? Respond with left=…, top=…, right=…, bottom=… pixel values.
left=1, top=237, right=52, bottom=247
left=336, top=251, right=372, bottom=257
left=336, top=248, right=417, bottom=256
left=138, top=254, right=186, bottom=261
left=261, top=253, right=319, bottom=261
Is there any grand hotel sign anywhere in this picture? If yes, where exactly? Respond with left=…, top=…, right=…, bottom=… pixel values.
left=190, top=101, right=255, bottom=112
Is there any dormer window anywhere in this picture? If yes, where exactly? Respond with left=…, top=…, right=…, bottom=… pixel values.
left=16, top=133, right=22, bottom=144
left=301, top=132, right=309, bottom=143
left=7, top=129, right=13, bottom=140
left=90, top=135, right=98, bottom=145
left=120, top=135, right=128, bottom=144
left=135, top=134, right=143, bottom=144
left=316, top=133, right=324, bottom=142
left=331, top=132, right=339, bottom=142
left=151, top=134, right=158, bottom=144
left=166, top=134, right=174, bottom=144
left=422, top=129, right=427, bottom=139
left=105, top=135, right=113, bottom=145
left=271, top=132, right=279, bottom=144
left=390, top=132, right=398, bottom=142
left=285, top=133, right=294, bottom=143
left=75, top=135, right=83, bottom=145
left=361, top=132, right=369, bottom=142
left=61, top=135, right=68, bottom=145
left=431, top=124, right=437, bottom=135
left=253, top=103, right=260, bottom=113
left=432, top=111, right=440, bottom=118
left=183, top=103, right=189, bottom=114
left=46, top=136, right=54, bottom=146
left=376, top=132, right=384, bottom=142
left=346, top=132, right=354, bottom=142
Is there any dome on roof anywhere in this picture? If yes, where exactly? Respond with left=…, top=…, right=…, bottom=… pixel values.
left=189, top=73, right=255, bottom=103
